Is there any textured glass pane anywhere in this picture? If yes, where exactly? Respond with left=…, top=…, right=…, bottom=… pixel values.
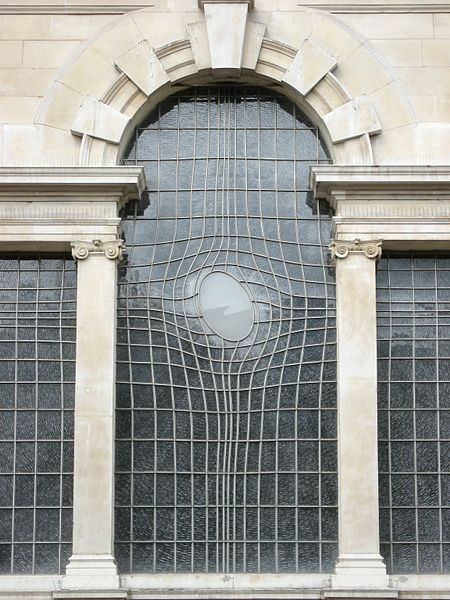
left=116, top=87, right=335, bottom=574
left=0, top=254, right=75, bottom=574
left=378, top=253, right=450, bottom=574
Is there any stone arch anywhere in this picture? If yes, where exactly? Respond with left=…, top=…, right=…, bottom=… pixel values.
left=33, top=0, right=416, bottom=167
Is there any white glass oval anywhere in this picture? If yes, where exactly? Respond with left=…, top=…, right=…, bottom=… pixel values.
left=199, top=272, right=254, bottom=341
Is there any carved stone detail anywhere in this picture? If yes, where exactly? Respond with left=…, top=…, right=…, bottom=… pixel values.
left=71, top=239, right=125, bottom=261
left=330, top=238, right=382, bottom=261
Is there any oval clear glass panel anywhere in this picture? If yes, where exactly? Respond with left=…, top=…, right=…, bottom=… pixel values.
left=199, top=272, right=254, bottom=341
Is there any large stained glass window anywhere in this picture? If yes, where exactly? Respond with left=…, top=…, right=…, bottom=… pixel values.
left=115, top=87, right=337, bottom=573
left=0, top=255, right=75, bottom=574
left=378, top=253, right=450, bottom=573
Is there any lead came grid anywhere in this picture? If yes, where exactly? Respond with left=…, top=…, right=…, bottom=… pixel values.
left=115, top=87, right=338, bottom=574
left=377, top=253, right=450, bottom=574
left=0, top=255, right=75, bottom=574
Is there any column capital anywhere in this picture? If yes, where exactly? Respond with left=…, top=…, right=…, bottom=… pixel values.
left=71, top=239, right=125, bottom=261
left=330, top=238, right=382, bottom=262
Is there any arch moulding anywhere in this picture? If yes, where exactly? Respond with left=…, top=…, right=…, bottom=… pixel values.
left=33, top=0, right=414, bottom=169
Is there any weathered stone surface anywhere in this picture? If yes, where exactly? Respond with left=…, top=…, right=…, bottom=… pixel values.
left=71, top=97, right=130, bottom=144
left=323, top=95, right=382, bottom=143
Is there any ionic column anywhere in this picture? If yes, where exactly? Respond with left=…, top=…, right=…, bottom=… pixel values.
left=331, top=239, right=389, bottom=589
left=62, top=239, right=124, bottom=591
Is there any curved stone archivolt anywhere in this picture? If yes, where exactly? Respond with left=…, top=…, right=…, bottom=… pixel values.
left=33, top=0, right=417, bottom=167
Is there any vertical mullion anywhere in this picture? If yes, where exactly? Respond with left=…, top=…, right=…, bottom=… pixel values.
left=58, top=258, right=65, bottom=574
left=11, top=256, right=20, bottom=575
left=387, top=256, right=394, bottom=574
left=32, top=257, right=39, bottom=575
left=436, top=257, right=443, bottom=572
left=412, top=259, right=419, bottom=573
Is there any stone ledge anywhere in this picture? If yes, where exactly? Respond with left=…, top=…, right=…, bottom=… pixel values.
left=0, top=166, right=145, bottom=200
left=311, top=165, right=450, bottom=198
left=199, top=0, right=254, bottom=8
left=324, top=592, right=397, bottom=599
left=54, top=593, right=127, bottom=600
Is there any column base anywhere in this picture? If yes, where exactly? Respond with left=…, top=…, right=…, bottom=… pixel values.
left=61, top=554, right=121, bottom=590
left=332, top=553, right=390, bottom=589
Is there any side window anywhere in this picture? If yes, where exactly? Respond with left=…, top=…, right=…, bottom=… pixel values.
left=378, top=253, right=450, bottom=574
left=0, top=255, right=76, bottom=574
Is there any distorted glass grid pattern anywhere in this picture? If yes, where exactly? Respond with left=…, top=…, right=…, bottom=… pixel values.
left=0, top=255, right=75, bottom=574
left=116, top=87, right=337, bottom=574
left=377, top=253, right=450, bottom=574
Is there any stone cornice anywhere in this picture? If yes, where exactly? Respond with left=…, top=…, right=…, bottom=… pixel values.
left=0, top=1, right=448, bottom=13
left=0, top=167, right=146, bottom=201
left=312, top=166, right=450, bottom=247
left=0, top=167, right=145, bottom=247
left=311, top=165, right=450, bottom=200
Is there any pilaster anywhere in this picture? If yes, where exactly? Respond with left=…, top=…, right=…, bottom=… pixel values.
left=331, top=239, right=389, bottom=591
left=61, top=239, right=123, bottom=592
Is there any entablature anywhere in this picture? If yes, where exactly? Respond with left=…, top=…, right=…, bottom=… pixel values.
left=311, top=165, right=450, bottom=248
left=0, top=166, right=145, bottom=249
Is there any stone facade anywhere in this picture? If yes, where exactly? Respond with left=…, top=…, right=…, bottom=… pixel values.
left=0, top=0, right=449, bottom=599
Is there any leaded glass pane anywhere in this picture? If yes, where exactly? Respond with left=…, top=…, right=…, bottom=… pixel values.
left=0, top=254, right=75, bottom=574
left=378, top=253, right=450, bottom=574
left=116, top=87, right=337, bottom=574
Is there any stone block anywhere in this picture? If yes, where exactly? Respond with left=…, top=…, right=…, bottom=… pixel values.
left=2, top=15, right=51, bottom=40
left=36, top=82, right=84, bottom=131
left=323, top=95, right=381, bottom=143
left=50, top=15, right=91, bottom=40
left=130, top=11, right=187, bottom=49
left=168, top=0, right=198, bottom=10
left=305, top=72, right=350, bottom=117
left=115, top=41, right=170, bottom=97
left=107, top=78, right=140, bottom=112
left=3, top=124, right=81, bottom=166
left=372, top=39, right=422, bottom=67
left=57, top=45, right=118, bottom=98
left=23, top=40, right=81, bottom=68
left=368, top=80, right=416, bottom=132
left=412, top=95, right=450, bottom=123
left=309, top=14, right=362, bottom=63
left=334, top=44, right=393, bottom=97
left=120, top=88, right=147, bottom=119
left=91, top=15, right=143, bottom=63
left=282, top=39, right=337, bottom=96
left=0, top=68, right=56, bottom=97
left=265, top=11, right=317, bottom=49
left=341, top=13, right=433, bottom=39
left=0, top=97, right=40, bottom=125
left=256, top=39, right=295, bottom=81
left=203, top=2, right=248, bottom=75
left=371, top=122, right=450, bottom=164
left=397, top=67, right=450, bottom=95
left=157, top=40, right=197, bottom=82
left=332, top=134, right=373, bottom=166
left=242, top=20, right=266, bottom=71
left=423, top=40, right=450, bottom=67
left=71, top=97, right=130, bottom=144
left=50, top=15, right=116, bottom=40
left=186, top=20, right=211, bottom=71
left=0, top=41, right=23, bottom=68
left=434, top=14, right=450, bottom=38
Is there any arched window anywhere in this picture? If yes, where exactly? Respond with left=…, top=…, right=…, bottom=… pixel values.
left=115, top=87, right=337, bottom=574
